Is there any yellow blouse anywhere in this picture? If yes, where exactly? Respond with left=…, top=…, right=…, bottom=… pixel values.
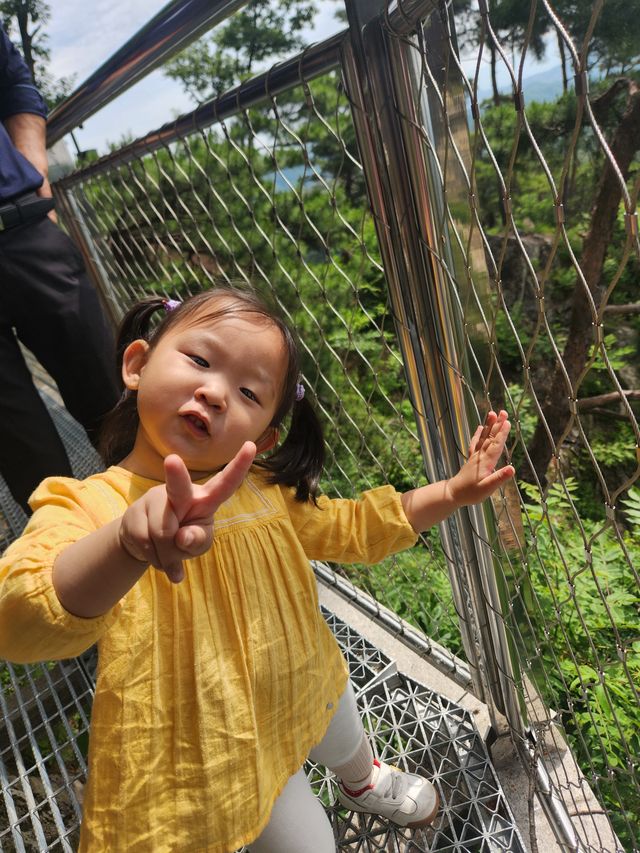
left=0, top=467, right=417, bottom=852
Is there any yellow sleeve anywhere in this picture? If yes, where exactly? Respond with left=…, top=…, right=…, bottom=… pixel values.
left=0, top=477, right=123, bottom=663
left=283, top=484, right=418, bottom=565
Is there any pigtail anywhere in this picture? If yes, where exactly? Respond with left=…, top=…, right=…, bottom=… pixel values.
left=115, top=296, right=168, bottom=364
left=97, top=394, right=140, bottom=467
left=98, top=297, right=169, bottom=466
left=258, top=396, right=325, bottom=503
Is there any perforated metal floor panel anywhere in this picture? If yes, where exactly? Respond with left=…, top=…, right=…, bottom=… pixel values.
left=0, top=396, right=525, bottom=852
left=0, top=657, right=93, bottom=852
left=315, top=608, right=526, bottom=852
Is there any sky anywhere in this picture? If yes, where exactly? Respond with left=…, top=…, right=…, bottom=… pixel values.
left=45, top=0, right=344, bottom=155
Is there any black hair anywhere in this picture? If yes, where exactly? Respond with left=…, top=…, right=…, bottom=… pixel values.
left=98, top=287, right=325, bottom=502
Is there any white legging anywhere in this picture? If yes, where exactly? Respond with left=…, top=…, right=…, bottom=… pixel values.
left=249, top=681, right=363, bottom=853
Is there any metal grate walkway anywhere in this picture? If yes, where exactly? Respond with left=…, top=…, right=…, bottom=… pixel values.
left=304, top=610, right=526, bottom=852
left=0, top=393, right=524, bottom=852
left=0, top=612, right=525, bottom=853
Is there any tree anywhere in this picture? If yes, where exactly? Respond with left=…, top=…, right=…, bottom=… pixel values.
left=0, top=0, right=74, bottom=106
left=164, top=0, right=319, bottom=103
left=524, top=76, right=640, bottom=483
left=453, top=0, right=550, bottom=105
left=554, top=0, right=640, bottom=77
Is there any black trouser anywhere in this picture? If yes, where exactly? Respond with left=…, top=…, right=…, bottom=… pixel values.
left=0, top=216, right=119, bottom=513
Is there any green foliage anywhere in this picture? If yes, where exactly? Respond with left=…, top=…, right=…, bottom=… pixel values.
left=588, top=334, right=636, bottom=375
left=345, top=544, right=464, bottom=658
left=621, top=487, right=640, bottom=530
left=556, top=0, right=640, bottom=74
left=589, top=422, right=638, bottom=469
left=474, top=94, right=601, bottom=235
left=519, top=480, right=640, bottom=846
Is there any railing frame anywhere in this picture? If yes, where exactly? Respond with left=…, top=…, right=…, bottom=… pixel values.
left=339, top=0, right=524, bottom=731
left=47, top=0, right=252, bottom=146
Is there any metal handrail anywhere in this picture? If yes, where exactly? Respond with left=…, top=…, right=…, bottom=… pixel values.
left=47, top=0, right=440, bottom=151
left=56, top=32, right=345, bottom=186
left=47, top=0, right=250, bottom=146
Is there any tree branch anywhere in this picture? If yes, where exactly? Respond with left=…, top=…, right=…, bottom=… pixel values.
left=524, top=79, right=640, bottom=483
left=581, top=408, right=637, bottom=421
left=590, top=77, right=629, bottom=123
left=604, top=303, right=640, bottom=315
left=578, top=390, right=640, bottom=411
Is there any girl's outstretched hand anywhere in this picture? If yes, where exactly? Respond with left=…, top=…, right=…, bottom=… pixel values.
left=447, top=410, right=515, bottom=507
left=119, top=442, right=257, bottom=584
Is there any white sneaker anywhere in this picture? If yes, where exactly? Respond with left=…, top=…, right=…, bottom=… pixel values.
left=336, top=759, right=439, bottom=829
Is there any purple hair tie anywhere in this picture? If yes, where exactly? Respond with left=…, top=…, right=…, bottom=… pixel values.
left=295, top=382, right=305, bottom=402
left=163, top=298, right=181, bottom=312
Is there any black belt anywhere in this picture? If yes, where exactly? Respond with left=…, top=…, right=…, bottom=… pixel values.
left=0, top=192, right=56, bottom=232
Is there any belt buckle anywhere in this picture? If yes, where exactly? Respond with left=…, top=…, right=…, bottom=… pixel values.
left=0, top=201, right=14, bottom=231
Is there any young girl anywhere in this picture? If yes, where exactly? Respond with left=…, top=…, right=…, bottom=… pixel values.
left=0, top=288, right=515, bottom=852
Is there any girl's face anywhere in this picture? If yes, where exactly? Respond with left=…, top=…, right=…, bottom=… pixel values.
left=120, top=306, right=288, bottom=480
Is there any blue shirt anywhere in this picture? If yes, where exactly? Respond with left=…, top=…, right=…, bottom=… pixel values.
left=0, top=26, right=48, bottom=201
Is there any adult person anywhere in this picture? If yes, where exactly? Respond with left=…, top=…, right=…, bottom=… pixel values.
left=0, top=24, right=119, bottom=515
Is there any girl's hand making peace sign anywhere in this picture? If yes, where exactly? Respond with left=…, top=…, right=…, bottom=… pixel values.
left=53, top=442, right=256, bottom=618
left=119, top=442, right=257, bottom=583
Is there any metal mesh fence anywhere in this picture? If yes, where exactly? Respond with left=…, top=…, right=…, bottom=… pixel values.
left=56, top=62, right=465, bottom=665
left=366, top=2, right=639, bottom=850
left=31, top=0, right=640, bottom=850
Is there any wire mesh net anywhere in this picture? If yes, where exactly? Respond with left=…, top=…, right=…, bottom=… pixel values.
left=57, top=64, right=465, bottom=666
left=373, top=1, right=639, bottom=849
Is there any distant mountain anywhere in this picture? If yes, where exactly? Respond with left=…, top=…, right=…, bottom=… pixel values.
left=476, top=64, right=565, bottom=105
